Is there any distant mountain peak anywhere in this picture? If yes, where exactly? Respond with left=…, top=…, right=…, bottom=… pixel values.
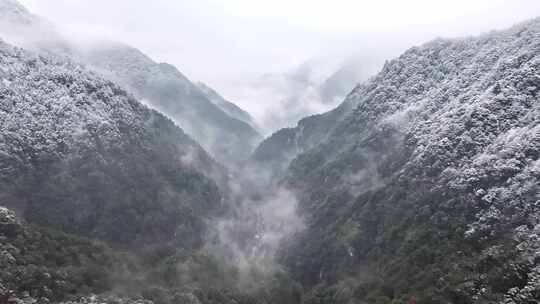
left=196, top=81, right=258, bottom=129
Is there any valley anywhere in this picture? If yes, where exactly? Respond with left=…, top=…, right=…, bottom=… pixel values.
left=0, top=1, right=539, bottom=304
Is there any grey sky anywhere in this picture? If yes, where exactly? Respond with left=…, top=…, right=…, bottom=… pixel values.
left=18, top=0, right=540, bottom=120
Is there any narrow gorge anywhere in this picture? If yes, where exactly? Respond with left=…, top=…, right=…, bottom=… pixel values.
left=0, top=1, right=539, bottom=304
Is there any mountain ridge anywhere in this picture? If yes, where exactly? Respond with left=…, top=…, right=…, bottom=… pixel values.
left=0, top=0, right=261, bottom=167
left=1, top=0, right=539, bottom=303
left=277, top=17, right=540, bottom=303
left=79, top=41, right=262, bottom=166
left=197, top=81, right=258, bottom=129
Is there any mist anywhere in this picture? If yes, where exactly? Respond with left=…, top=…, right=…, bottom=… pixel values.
left=16, top=0, right=540, bottom=134
left=205, top=186, right=304, bottom=286
left=2, top=0, right=540, bottom=303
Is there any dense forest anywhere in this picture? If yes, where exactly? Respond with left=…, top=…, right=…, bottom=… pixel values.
left=0, top=1, right=539, bottom=303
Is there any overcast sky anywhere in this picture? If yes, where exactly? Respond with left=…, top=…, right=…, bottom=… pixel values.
left=18, top=0, right=540, bottom=119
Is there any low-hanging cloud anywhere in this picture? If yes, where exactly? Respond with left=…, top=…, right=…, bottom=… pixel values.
left=203, top=165, right=305, bottom=288
left=17, top=0, right=540, bottom=134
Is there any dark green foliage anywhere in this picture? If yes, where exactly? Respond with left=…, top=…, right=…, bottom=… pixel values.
left=276, top=19, right=540, bottom=304
left=249, top=101, right=354, bottom=185
left=0, top=207, right=139, bottom=303
left=83, top=44, right=262, bottom=167
left=0, top=40, right=227, bottom=250
left=3, top=2, right=540, bottom=304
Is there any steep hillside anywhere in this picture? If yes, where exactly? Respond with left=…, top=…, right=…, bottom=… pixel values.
left=1, top=1, right=539, bottom=304
left=1, top=206, right=276, bottom=304
left=250, top=100, right=354, bottom=184
left=278, top=20, right=540, bottom=304
left=249, top=59, right=376, bottom=182
left=0, top=0, right=261, bottom=167
left=81, top=42, right=261, bottom=167
left=0, top=206, right=140, bottom=303
left=0, top=37, right=299, bottom=304
left=197, top=82, right=258, bottom=129
left=0, top=39, right=227, bottom=249
left=0, top=204, right=298, bottom=304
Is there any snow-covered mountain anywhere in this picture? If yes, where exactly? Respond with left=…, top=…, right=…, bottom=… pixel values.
left=0, top=36, right=258, bottom=303
left=1, top=0, right=539, bottom=303
left=80, top=41, right=261, bottom=166
left=0, top=38, right=228, bottom=245
left=0, top=0, right=261, bottom=167
left=275, top=18, right=540, bottom=303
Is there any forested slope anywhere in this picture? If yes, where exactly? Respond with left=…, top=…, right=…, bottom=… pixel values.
left=278, top=19, right=540, bottom=304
